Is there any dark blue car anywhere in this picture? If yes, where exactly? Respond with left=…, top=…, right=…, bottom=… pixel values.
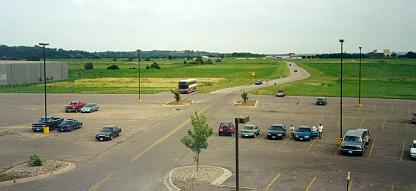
left=56, top=119, right=83, bottom=132
left=294, top=126, right=318, bottom=141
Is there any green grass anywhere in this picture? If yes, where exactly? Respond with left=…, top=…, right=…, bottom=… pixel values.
left=0, top=58, right=289, bottom=94
left=252, top=58, right=416, bottom=99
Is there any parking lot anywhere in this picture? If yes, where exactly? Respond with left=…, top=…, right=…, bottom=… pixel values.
left=0, top=93, right=415, bottom=191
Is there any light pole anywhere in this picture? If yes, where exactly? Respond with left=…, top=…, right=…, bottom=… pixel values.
left=358, top=47, right=362, bottom=107
left=39, top=43, right=49, bottom=129
left=339, top=39, right=344, bottom=144
left=234, top=116, right=249, bottom=191
left=137, top=49, right=142, bottom=103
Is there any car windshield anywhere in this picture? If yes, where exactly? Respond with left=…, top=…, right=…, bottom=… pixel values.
left=179, top=82, right=188, bottom=89
left=69, top=102, right=78, bottom=105
left=344, top=136, right=361, bottom=142
left=270, top=126, right=283, bottom=130
left=317, top=98, right=325, bottom=101
left=297, top=127, right=310, bottom=132
left=60, top=121, right=72, bottom=125
left=85, top=104, right=94, bottom=107
left=101, top=127, right=114, bottom=132
left=243, top=126, right=254, bottom=130
left=220, top=123, right=230, bottom=128
left=40, top=117, right=51, bottom=122
left=412, top=143, right=416, bottom=148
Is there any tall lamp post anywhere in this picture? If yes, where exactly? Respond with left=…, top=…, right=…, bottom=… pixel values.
left=39, top=43, right=49, bottom=130
left=339, top=39, right=344, bottom=145
left=137, top=49, right=142, bottom=103
left=234, top=116, right=249, bottom=191
left=358, top=47, right=362, bottom=108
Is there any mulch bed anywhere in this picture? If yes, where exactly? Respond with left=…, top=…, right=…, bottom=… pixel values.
left=166, top=100, right=193, bottom=106
left=0, top=160, right=68, bottom=182
left=234, top=100, right=258, bottom=107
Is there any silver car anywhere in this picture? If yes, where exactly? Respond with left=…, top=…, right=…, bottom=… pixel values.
left=80, top=103, right=99, bottom=113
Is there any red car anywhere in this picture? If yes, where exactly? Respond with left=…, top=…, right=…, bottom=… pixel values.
left=65, top=101, right=86, bottom=113
left=218, top=122, right=236, bottom=136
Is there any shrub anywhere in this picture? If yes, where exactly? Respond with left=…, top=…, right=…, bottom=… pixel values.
left=145, top=58, right=150, bottom=61
left=112, top=58, right=117, bottom=61
left=216, top=58, right=222, bottom=62
left=84, top=63, right=94, bottom=70
left=28, top=154, right=44, bottom=166
left=241, top=90, right=249, bottom=103
left=145, top=66, right=151, bottom=69
left=171, top=89, right=181, bottom=102
left=107, top=64, right=120, bottom=70
left=151, top=62, right=161, bottom=69
left=206, top=59, right=213, bottom=64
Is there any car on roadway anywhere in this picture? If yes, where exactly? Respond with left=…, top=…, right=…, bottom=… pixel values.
left=80, top=103, right=99, bottom=113
left=254, top=80, right=263, bottom=85
left=275, top=89, right=286, bottom=97
left=32, top=116, right=63, bottom=132
left=65, top=101, right=86, bottom=113
left=267, top=124, right=286, bottom=140
left=241, top=124, right=260, bottom=138
left=339, top=129, right=367, bottom=156
left=294, top=126, right=318, bottom=141
left=410, top=140, right=416, bottom=160
left=316, top=97, right=328, bottom=105
left=56, top=119, right=83, bottom=132
left=95, top=125, right=122, bottom=141
left=411, top=112, right=416, bottom=124
left=218, top=122, right=235, bottom=136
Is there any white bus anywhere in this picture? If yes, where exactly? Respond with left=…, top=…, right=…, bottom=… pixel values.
left=178, top=79, right=197, bottom=94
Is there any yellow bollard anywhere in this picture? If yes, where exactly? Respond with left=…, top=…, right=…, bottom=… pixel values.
left=251, top=72, right=256, bottom=77
left=43, top=126, right=49, bottom=134
left=337, top=137, right=343, bottom=146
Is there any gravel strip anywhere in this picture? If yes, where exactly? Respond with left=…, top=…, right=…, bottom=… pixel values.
left=171, top=165, right=224, bottom=190
left=0, top=160, right=69, bottom=182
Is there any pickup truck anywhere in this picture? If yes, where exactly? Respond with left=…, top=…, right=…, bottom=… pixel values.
left=65, top=101, right=86, bottom=113
left=32, top=116, right=64, bottom=132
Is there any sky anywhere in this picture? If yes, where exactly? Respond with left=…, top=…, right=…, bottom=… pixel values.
left=1, top=0, right=415, bottom=54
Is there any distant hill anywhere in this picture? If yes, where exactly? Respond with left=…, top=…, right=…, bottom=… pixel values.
left=0, top=45, right=263, bottom=60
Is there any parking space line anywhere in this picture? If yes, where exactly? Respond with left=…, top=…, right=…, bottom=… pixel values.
left=390, top=184, right=395, bottom=191
left=305, top=176, right=317, bottom=191
left=373, top=104, right=377, bottom=112
left=381, top=119, right=386, bottom=131
left=359, top=117, right=365, bottom=128
left=400, top=140, right=406, bottom=161
left=368, top=138, right=376, bottom=159
left=265, top=173, right=281, bottom=190
left=404, top=123, right=408, bottom=132
left=89, top=172, right=113, bottom=191
left=306, top=139, right=317, bottom=152
left=391, top=104, right=394, bottom=113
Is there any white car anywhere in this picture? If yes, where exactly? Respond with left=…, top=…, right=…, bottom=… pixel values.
left=410, top=140, right=416, bottom=159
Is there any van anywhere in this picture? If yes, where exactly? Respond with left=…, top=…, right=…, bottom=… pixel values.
left=340, top=129, right=367, bottom=156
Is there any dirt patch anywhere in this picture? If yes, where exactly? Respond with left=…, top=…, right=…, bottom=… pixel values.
left=234, top=100, right=258, bottom=107
left=0, top=160, right=69, bottom=182
left=166, top=100, right=193, bottom=106
left=171, top=165, right=224, bottom=190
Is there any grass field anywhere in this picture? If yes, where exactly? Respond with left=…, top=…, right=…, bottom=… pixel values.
left=252, top=58, right=416, bottom=99
left=0, top=58, right=289, bottom=94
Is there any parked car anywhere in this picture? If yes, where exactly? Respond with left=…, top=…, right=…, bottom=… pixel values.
left=411, top=112, right=416, bottom=124
left=255, top=80, right=263, bottom=85
left=241, top=124, right=260, bottom=138
left=294, top=126, right=318, bottom=141
left=267, top=124, right=286, bottom=140
left=316, top=97, right=328, bottom=105
left=339, top=129, right=367, bottom=156
left=294, top=69, right=298, bottom=72
left=56, top=119, right=83, bottom=132
left=218, top=122, right=235, bottom=136
left=32, top=116, right=63, bottom=132
left=80, top=103, right=99, bottom=113
left=95, top=125, right=122, bottom=141
left=65, top=101, right=86, bottom=113
left=410, top=140, right=416, bottom=159
left=275, top=90, right=286, bottom=97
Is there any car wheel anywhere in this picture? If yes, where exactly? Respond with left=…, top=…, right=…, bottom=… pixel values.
left=253, top=134, right=256, bottom=138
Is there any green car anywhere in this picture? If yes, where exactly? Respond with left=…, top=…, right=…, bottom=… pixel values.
left=241, top=124, right=260, bottom=138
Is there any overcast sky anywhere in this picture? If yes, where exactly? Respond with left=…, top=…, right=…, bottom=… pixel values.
left=1, top=0, right=415, bottom=54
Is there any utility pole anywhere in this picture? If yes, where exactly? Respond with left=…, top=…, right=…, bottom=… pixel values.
left=339, top=39, right=344, bottom=144
left=137, top=49, right=142, bottom=103
left=39, top=43, right=49, bottom=128
left=358, top=47, right=362, bottom=107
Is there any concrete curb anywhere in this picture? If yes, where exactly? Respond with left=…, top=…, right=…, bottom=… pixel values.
left=0, top=161, right=76, bottom=187
left=165, top=165, right=232, bottom=191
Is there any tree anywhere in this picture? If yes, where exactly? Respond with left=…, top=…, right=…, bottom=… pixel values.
left=168, top=55, right=173, bottom=60
left=195, top=56, right=204, bottom=64
left=241, top=90, right=249, bottom=103
left=180, top=112, right=213, bottom=171
left=171, top=89, right=181, bottom=102
left=405, top=51, right=416, bottom=58
left=151, top=62, right=161, bottom=69
left=206, top=59, right=213, bottom=64
left=84, top=63, right=94, bottom=70
left=107, top=64, right=120, bottom=70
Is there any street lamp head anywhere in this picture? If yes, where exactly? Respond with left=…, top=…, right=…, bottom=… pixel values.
left=39, top=43, right=49, bottom=46
left=137, top=49, right=141, bottom=53
left=339, top=39, right=344, bottom=43
left=359, top=47, right=362, bottom=50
